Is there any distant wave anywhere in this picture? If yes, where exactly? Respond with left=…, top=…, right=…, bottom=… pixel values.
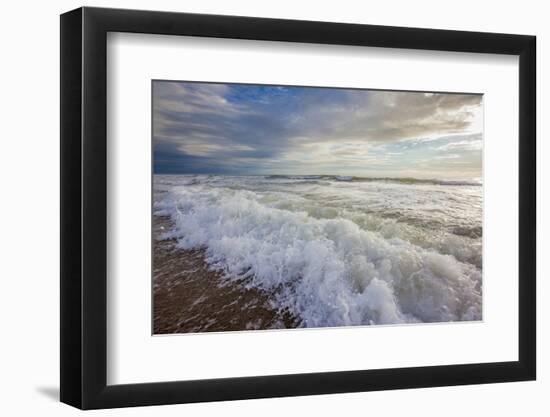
left=266, top=174, right=481, bottom=186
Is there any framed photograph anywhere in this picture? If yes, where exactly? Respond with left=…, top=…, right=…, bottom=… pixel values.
left=60, top=6, right=536, bottom=409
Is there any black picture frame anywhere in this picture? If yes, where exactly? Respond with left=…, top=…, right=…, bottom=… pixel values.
left=60, top=6, right=536, bottom=410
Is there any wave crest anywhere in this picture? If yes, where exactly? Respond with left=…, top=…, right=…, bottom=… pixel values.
left=154, top=187, right=482, bottom=327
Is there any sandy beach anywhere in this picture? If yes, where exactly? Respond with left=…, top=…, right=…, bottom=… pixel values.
left=153, top=216, right=298, bottom=334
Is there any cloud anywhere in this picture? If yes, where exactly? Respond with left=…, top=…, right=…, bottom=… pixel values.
left=436, top=138, right=483, bottom=152
left=290, top=90, right=482, bottom=144
left=153, top=81, right=482, bottom=178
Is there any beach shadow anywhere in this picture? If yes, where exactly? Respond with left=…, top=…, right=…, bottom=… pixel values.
left=36, top=386, right=59, bottom=401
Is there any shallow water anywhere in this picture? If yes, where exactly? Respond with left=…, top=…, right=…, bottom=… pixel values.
left=153, top=174, right=482, bottom=328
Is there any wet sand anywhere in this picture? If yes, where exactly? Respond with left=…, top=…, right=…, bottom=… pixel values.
left=153, top=216, right=298, bottom=334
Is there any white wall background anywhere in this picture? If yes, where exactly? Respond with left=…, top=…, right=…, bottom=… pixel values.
left=0, top=0, right=545, bottom=415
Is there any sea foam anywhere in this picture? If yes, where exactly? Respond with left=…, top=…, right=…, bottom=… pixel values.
left=154, top=176, right=482, bottom=327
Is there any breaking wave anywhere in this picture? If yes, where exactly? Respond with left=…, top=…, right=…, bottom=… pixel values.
left=154, top=175, right=482, bottom=327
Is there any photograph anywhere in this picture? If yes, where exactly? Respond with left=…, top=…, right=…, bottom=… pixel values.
left=152, top=80, right=483, bottom=334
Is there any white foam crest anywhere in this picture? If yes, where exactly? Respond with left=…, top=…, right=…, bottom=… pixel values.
left=154, top=186, right=482, bottom=327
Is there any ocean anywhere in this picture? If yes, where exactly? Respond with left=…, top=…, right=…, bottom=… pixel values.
left=153, top=174, right=482, bottom=330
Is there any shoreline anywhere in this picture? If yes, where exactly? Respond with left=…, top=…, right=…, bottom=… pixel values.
left=153, top=216, right=299, bottom=334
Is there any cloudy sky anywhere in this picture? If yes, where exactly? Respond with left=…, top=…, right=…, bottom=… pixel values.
left=153, top=81, right=482, bottom=180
